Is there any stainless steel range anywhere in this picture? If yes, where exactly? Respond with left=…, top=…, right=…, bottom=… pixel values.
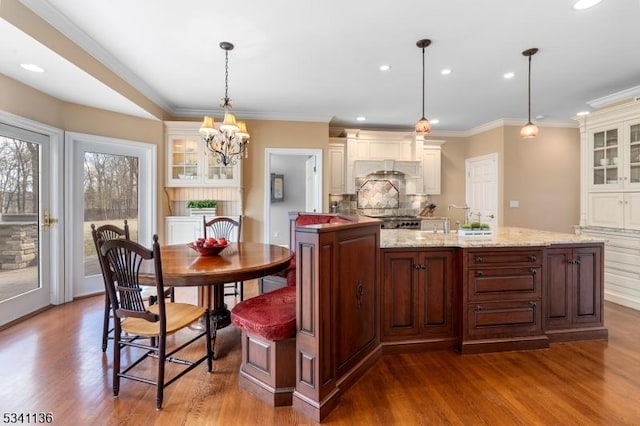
left=370, top=215, right=422, bottom=229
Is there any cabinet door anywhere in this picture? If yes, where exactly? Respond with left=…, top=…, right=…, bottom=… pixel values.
left=623, top=120, right=640, bottom=189
left=422, top=147, right=441, bottom=195
left=623, top=192, right=640, bottom=230
left=165, top=218, right=201, bottom=244
left=167, top=135, right=202, bottom=186
left=589, top=125, right=622, bottom=190
left=382, top=252, right=419, bottom=337
left=328, top=143, right=345, bottom=194
left=203, top=150, right=241, bottom=186
left=544, top=248, right=572, bottom=328
left=419, top=251, right=454, bottom=337
left=588, top=192, right=624, bottom=228
left=573, top=246, right=602, bottom=325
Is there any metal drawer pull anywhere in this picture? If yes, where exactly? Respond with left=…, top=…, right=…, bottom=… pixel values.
left=474, top=256, right=483, bottom=263
left=475, top=305, right=482, bottom=312
left=414, top=264, right=422, bottom=270
left=530, top=268, right=537, bottom=275
left=529, top=301, right=537, bottom=308
left=476, top=271, right=483, bottom=277
left=528, top=255, right=537, bottom=262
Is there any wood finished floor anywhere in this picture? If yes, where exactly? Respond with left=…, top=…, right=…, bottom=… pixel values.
left=1, top=283, right=639, bottom=425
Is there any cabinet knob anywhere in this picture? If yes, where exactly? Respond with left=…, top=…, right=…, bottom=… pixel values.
left=529, top=301, right=537, bottom=308
left=421, top=264, right=427, bottom=270
left=530, top=268, right=537, bottom=275
left=475, top=305, right=482, bottom=312
left=414, top=264, right=422, bottom=270
left=476, top=271, right=484, bottom=277
left=528, top=255, right=537, bottom=262
left=474, top=256, right=483, bottom=263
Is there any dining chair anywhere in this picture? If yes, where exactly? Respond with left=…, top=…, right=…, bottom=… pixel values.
left=98, top=235, right=213, bottom=409
left=91, top=220, right=174, bottom=352
left=203, top=216, right=244, bottom=300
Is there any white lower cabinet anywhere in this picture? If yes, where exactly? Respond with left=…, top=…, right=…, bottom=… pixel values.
left=578, top=227, right=640, bottom=311
left=588, top=192, right=640, bottom=230
left=165, top=215, right=241, bottom=244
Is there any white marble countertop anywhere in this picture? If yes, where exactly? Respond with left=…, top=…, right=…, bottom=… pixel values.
left=380, top=227, right=605, bottom=249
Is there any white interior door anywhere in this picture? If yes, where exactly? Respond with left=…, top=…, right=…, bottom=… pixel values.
left=305, top=155, right=319, bottom=212
left=66, top=132, right=156, bottom=298
left=465, top=153, right=499, bottom=229
left=0, top=119, right=63, bottom=327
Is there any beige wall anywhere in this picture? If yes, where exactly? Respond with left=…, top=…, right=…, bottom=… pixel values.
left=429, top=136, right=467, bottom=222
left=241, top=120, right=329, bottom=242
left=503, top=126, right=580, bottom=233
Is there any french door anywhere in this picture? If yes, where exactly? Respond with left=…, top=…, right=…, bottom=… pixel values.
left=0, top=117, right=63, bottom=327
left=65, top=132, right=156, bottom=298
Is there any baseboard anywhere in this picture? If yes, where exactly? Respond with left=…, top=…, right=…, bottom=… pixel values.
left=459, top=335, right=550, bottom=354
left=545, top=326, right=608, bottom=343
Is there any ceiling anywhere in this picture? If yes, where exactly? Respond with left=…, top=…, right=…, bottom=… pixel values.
left=2, top=0, right=640, bottom=134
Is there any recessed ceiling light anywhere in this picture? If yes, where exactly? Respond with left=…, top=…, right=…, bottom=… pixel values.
left=572, top=0, right=602, bottom=10
left=535, top=115, right=545, bottom=120
left=503, top=72, right=515, bottom=79
left=379, top=65, right=391, bottom=71
left=430, top=119, right=440, bottom=125
left=441, top=69, right=452, bottom=75
left=20, top=63, right=44, bottom=73
left=356, top=116, right=366, bottom=121
left=576, top=111, right=591, bottom=116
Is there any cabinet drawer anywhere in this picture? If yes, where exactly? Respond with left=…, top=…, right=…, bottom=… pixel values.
left=467, top=250, right=542, bottom=267
left=467, top=300, right=541, bottom=338
left=468, top=267, right=541, bottom=301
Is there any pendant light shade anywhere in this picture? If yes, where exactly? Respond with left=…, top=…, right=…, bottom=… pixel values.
left=415, top=39, right=432, bottom=135
left=520, top=48, right=539, bottom=139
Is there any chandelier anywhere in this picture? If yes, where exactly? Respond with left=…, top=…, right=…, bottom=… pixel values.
left=199, top=41, right=250, bottom=166
left=415, top=39, right=432, bottom=135
left=520, top=47, right=539, bottom=139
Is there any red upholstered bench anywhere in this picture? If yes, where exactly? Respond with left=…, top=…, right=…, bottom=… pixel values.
left=232, top=213, right=350, bottom=406
left=231, top=275, right=296, bottom=406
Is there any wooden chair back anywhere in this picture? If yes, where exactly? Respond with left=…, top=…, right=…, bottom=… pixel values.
left=204, top=216, right=242, bottom=242
left=98, top=235, right=164, bottom=324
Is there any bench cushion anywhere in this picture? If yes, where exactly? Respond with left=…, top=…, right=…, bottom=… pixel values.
left=231, top=285, right=296, bottom=341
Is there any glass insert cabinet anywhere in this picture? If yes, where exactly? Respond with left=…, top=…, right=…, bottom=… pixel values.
left=165, top=122, right=240, bottom=187
left=590, top=121, right=640, bottom=190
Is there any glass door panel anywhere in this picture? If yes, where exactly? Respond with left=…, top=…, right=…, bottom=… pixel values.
left=83, top=152, right=139, bottom=278
left=0, top=136, right=40, bottom=303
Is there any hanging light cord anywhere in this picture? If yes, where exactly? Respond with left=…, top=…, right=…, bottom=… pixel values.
left=221, top=48, right=231, bottom=109
left=421, top=45, right=426, bottom=118
left=527, top=53, right=532, bottom=123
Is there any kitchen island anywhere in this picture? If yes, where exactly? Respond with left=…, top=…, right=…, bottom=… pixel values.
left=380, top=227, right=608, bottom=354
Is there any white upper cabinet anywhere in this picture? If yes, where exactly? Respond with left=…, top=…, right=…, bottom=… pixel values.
left=165, top=121, right=241, bottom=187
left=339, top=129, right=444, bottom=194
left=328, top=139, right=346, bottom=194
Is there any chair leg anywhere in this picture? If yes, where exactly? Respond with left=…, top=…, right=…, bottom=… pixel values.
left=238, top=281, right=244, bottom=301
left=156, top=334, right=166, bottom=410
left=102, top=294, right=111, bottom=352
left=205, top=310, right=213, bottom=373
left=113, top=322, right=121, bottom=398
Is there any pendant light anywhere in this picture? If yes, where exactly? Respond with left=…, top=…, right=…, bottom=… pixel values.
left=415, top=39, right=432, bottom=135
left=520, top=48, right=539, bottom=139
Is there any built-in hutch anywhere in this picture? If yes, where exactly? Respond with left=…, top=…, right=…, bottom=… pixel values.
left=576, top=99, right=640, bottom=311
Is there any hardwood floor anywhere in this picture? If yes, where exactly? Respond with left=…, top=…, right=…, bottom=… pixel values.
left=1, top=283, right=639, bottom=425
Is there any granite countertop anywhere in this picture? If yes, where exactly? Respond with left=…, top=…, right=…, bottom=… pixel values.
left=380, top=227, right=605, bottom=249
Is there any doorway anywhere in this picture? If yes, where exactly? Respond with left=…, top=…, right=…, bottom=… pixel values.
left=465, top=153, right=499, bottom=229
left=0, top=115, right=63, bottom=327
left=264, top=148, right=322, bottom=246
left=65, top=132, right=156, bottom=298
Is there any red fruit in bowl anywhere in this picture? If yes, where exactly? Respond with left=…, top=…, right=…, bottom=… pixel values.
left=197, top=237, right=205, bottom=242
left=207, top=237, right=217, bottom=245
left=203, top=241, right=215, bottom=248
left=194, top=239, right=204, bottom=248
left=218, top=238, right=227, bottom=246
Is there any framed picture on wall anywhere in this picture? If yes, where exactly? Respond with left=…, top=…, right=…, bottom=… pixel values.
left=271, top=173, right=284, bottom=202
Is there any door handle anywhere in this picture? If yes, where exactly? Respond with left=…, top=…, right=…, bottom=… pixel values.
left=42, top=209, right=58, bottom=228
left=487, top=214, right=495, bottom=219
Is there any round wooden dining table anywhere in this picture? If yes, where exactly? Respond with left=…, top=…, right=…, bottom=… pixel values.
left=139, top=242, right=293, bottom=328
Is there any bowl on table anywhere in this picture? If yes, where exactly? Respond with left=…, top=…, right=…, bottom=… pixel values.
left=188, top=243, right=227, bottom=256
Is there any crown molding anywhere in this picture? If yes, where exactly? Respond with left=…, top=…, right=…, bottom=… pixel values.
left=171, top=108, right=332, bottom=123
left=18, top=0, right=174, bottom=114
left=587, top=85, right=640, bottom=109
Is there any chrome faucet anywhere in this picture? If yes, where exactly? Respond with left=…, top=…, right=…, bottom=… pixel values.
left=448, top=204, right=471, bottom=224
